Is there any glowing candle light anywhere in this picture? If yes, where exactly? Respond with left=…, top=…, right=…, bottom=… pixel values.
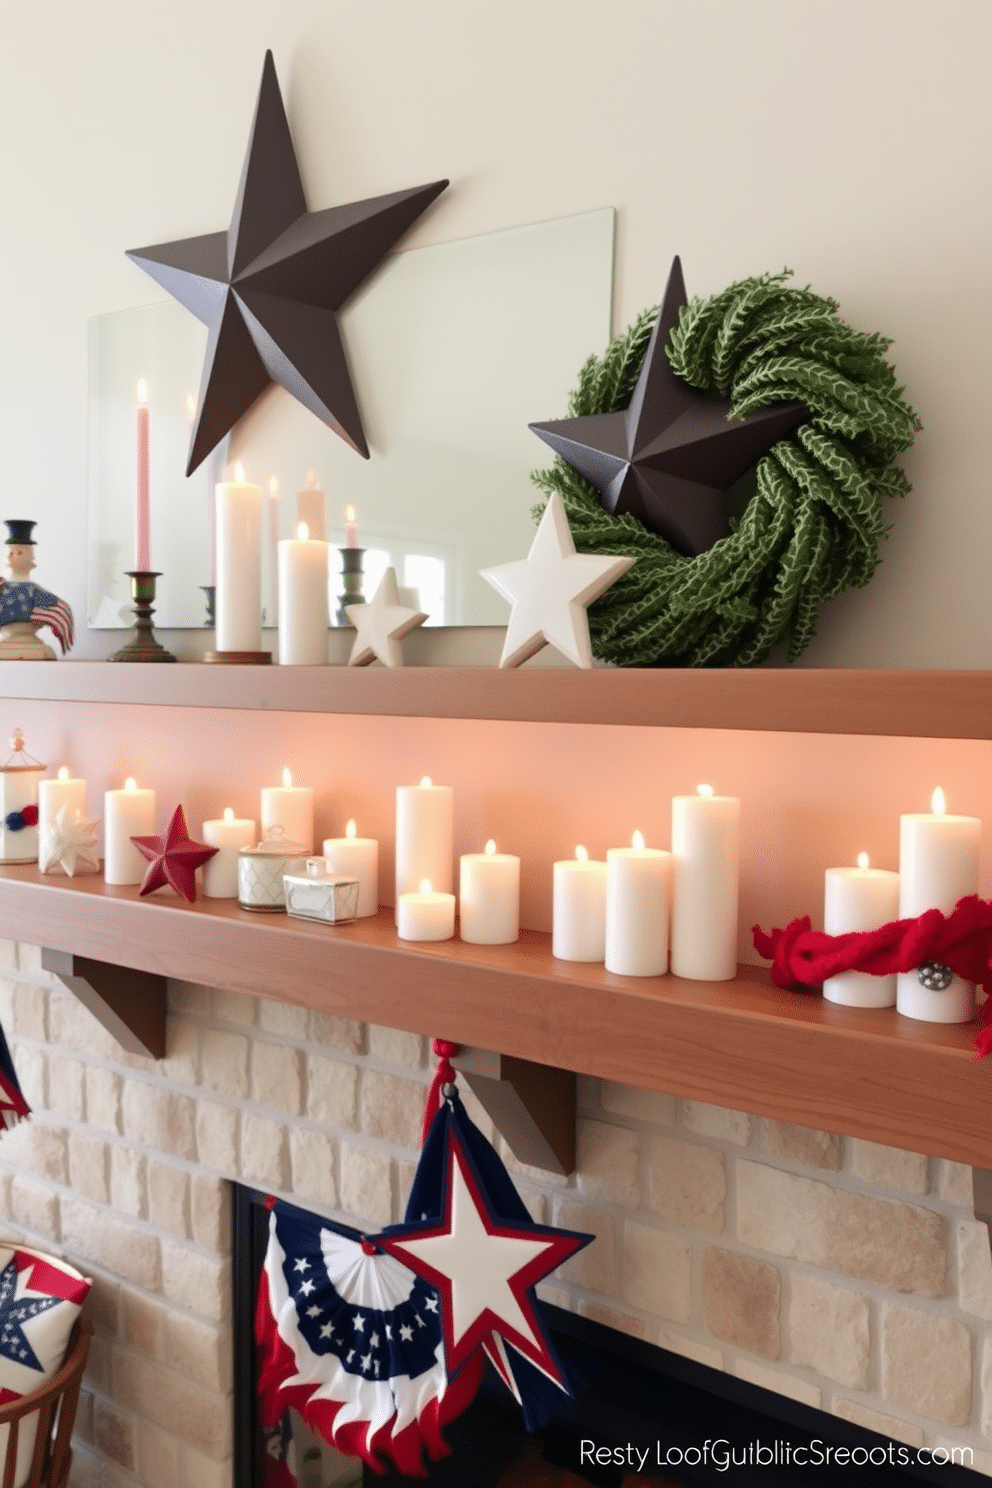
left=260, top=767, right=314, bottom=852
left=823, top=852, right=900, bottom=1007
left=296, top=469, right=327, bottom=541
left=278, top=517, right=329, bottom=665
left=104, top=775, right=156, bottom=885
left=395, top=777, right=453, bottom=919
left=671, top=783, right=740, bottom=980
left=459, top=837, right=520, bottom=945
left=606, top=829, right=673, bottom=977
left=215, top=461, right=262, bottom=652
left=397, top=876, right=456, bottom=941
left=553, top=844, right=607, bottom=962
left=345, top=504, right=359, bottom=548
left=323, top=817, right=379, bottom=917
left=897, top=787, right=980, bottom=1021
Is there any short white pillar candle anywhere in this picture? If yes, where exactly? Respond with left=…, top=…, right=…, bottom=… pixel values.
left=104, top=777, right=156, bottom=885
left=261, top=768, right=314, bottom=853
left=323, top=819, right=379, bottom=917
left=671, top=784, right=740, bottom=981
left=39, top=767, right=88, bottom=840
left=823, top=854, right=901, bottom=1007
left=605, top=831, right=672, bottom=977
left=397, top=879, right=456, bottom=942
left=552, top=845, right=607, bottom=963
left=278, top=522, right=329, bottom=665
left=215, top=468, right=262, bottom=652
left=202, top=807, right=257, bottom=899
left=897, top=787, right=980, bottom=1023
left=459, top=839, right=520, bottom=945
left=395, top=778, right=454, bottom=914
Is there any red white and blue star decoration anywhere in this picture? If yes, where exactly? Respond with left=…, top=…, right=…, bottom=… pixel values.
left=256, top=1080, right=593, bottom=1473
left=0, top=1020, right=30, bottom=1131
left=0, top=1246, right=90, bottom=1406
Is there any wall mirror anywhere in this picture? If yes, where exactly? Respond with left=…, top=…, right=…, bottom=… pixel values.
left=88, top=208, right=615, bottom=630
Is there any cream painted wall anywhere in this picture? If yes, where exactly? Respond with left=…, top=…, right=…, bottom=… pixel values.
left=0, top=0, right=988, bottom=665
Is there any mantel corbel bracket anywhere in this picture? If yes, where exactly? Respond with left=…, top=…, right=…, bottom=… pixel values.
left=452, top=1048, right=576, bottom=1175
left=40, top=949, right=167, bottom=1061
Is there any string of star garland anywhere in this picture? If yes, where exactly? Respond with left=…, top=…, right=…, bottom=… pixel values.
left=531, top=271, right=922, bottom=667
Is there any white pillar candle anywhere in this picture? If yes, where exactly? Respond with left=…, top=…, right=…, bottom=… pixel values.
left=605, top=831, right=672, bottom=977
left=459, top=839, right=520, bottom=945
left=552, top=845, right=608, bottom=962
left=397, top=879, right=456, bottom=942
left=671, top=784, right=741, bottom=981
left=823, top=853, right=901, bottom=1007
left=0, top=760, right=46, bottom=864
left=202, top=807, right=257, bottom=899
left=38, top=767, right=88, bottom=839
left=104, top=777, right=156, bottom=885
left=278, top=523, right=329, bottom=665
left=261, top=768, right=314, bottom=853
left=297, top=475, right=327, bottom=541
left=395, top=778, right=454, bottom=915
left=215, top=465, right=262, bottom=652
left=897, top=787, right=980, bottom=1023
left=323, top=819, right=379, bottom=917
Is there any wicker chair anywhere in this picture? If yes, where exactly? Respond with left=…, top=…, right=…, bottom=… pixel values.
left=0, top=1316, right=91, bottom=1488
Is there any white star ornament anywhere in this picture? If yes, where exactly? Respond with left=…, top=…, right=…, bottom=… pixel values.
left=39, top=805, right=101, bottom=877
left=480, top=492, right=634, bottom=668
left=345, top=567, right=428, bottom=667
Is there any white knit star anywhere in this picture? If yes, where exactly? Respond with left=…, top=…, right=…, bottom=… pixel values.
left=345, top=567, right=428, bottom=667
left=39, top=804, right=100, bottom=877
left=480, top=492, right=634, bottom=668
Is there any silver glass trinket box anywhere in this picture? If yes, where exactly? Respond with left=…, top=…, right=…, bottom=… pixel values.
left=284, top=858, right=360, bottom=924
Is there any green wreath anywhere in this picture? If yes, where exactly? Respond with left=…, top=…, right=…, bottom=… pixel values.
left=531, top=271, right=922, bottom=667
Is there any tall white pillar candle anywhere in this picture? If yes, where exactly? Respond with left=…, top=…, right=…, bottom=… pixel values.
left=823, top=854, right=901, bottom=1007
left=397, top=879, right=456, bottom=941
left=323, top=820, right=379, bottom=917
left=671, top=784, right=741, bottom=981
left=897, top=787, right=980, bottom=1022
left=104, top=778, right=156, bottom=885
left=553, top=846, right=607, bottom=962
left=395, top=778, right=454, bottom=913
left=605, top=832, right=672, bottom=977
left=39, top=767, right=88, bottom=839
left=278, top=523, right=329, bottom=665
left=202, top=807, right=257, bottom=899
left=215, top=467, right=262, bottom=652
left=261, top=769, right=314, bottom=853
left=459, top=839, right=520, bottom=945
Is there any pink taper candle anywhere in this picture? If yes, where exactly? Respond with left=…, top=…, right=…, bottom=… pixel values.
left=345, top=504, right=359, bottom=548
left=135, top=378, right=151, bottom=571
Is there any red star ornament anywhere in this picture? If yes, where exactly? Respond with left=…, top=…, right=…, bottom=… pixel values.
left=375, top=1125, right=587, bottom=1390
left=131, top=805, right=218, bottom=902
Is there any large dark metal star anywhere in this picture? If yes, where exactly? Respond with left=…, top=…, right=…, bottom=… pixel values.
left=127, top=52, right=447, bottom=474
left=529, top=257, right=808, bottom=557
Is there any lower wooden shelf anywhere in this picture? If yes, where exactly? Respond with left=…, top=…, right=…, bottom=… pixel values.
left=1, top=863, right=987, bottom=1167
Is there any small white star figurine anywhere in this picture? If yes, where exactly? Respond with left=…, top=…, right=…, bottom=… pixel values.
left=480, top=492, right=634, bottom=668
left=39, top=804, right=100, bottom=877
left=346, top=567, right=428, bottom=667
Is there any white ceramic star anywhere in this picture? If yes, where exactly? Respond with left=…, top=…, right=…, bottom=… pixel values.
left=480, top=492, right=634, bottom=668
left=345, top=567, right=428, bottom=667
left=39, top=804, right=101, bottom=877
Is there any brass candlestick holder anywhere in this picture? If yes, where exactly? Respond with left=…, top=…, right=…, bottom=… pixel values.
left=109, top=572, right=177, bottom=663
left=337, top=547, right=365, bottom=625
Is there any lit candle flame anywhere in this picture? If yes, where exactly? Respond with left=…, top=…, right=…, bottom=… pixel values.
left=632, top=830, right=645, bottom=851
left=57, top=766, right=69, bottom=782
left=346, top=504, right=356, bottom=522
left=485, top=839, right=497, bottom=855
left=697, top=783, right=714, bottom=797
left=269, top=477, right=279, bottom=496
left=931, top=787, right=946, bottom=816
left=346, top=820, right=357, bottom=838
left=297, top=521, right=309, bottom=541
left=306, top=469, right=317, bottom=488
left=282, top=767, right=293, bottom=788
left=420, top=776, right=432, bottom=788
left=224, top=807, right=234, bottom=822
left=125, top=777, right=137, bottom=792
left=235, top=461, right=246, bottom=483
left=136, top=378, right=148, bottom=405
left=575, top=845, right=588, bottom=862
left=420, top=879, right=432, bottom=896
left=185, top=393, right=196, bottom=420
left=857, top=852, right=870, bottom=870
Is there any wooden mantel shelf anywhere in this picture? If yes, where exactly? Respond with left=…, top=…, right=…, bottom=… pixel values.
left=3, top=661, right=992, bottom=737
left=1, top=864, right=987, bottom=1169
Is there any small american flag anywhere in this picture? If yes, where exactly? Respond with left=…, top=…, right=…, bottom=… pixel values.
left=0, top=580, right=74, bottom=653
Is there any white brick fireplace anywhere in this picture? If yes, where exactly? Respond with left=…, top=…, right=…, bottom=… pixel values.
left=0, top=936, right=989, bottom=1485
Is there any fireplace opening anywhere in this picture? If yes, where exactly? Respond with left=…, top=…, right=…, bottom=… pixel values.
left=233, top=1183, right=983, bottom=1487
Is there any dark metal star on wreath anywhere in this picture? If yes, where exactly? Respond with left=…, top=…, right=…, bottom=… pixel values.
left=131, top=805, right=217, bottom=902
left=529, top=257, right=809, bottom=557
left=126, top=51, right=448, bottom=474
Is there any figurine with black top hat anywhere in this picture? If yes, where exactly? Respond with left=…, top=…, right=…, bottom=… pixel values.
left=0, top=522, right=74, bottom=660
